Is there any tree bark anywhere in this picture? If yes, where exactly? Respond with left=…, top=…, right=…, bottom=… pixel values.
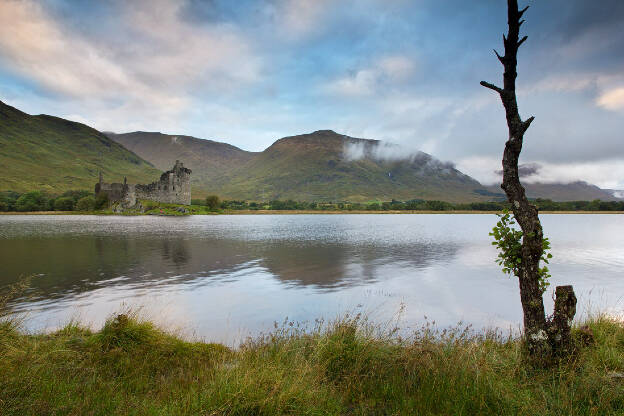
left=480, top=0, right=576, bottom=357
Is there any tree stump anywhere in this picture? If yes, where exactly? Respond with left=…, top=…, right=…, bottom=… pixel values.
left=548, top=285, right=577, bottom=354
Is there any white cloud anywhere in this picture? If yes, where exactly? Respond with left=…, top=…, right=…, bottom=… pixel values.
left=278, top=0, right=331, bottom=39
left=344, top=141, right=418, bottom=162
left=455, top=156, right=502, bottom=186
left=377, top=56, right=415, bottom=81
left=596, top=87, right=624, bottom=111
left=0, top=0, right=262, bottom=129
left=325, top=55, right=416, bottom=98
left=0, top=1, right=132, bottom=99
left=457, top=156, right=624, bottom=189
left=519, top=72, right=624, bottom=115
left=325, top=69, right=378, bottom=97
left=520, top=73, right=597, bottom=95
left=525, top=160, right=624, bottom=189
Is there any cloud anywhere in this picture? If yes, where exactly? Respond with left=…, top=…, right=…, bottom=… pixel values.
left=522, top=161, right=624, bottom=189
left=0, top=0, right=261, bottom=127
left=343, top=140, right=456, bottom=173
left=0, top=1, right=132, bottom=99
left=458, top=156, right=624, bottom=189
left=324, top=55, right=416, bottom=98
left=520, top=73, right=598, bottom=95
left=596, top=87, right=624, bottom=111
left=325, top=69, right=378, bottom=97
left=377, top=56, right=415, bottom=82
left=344, top=140, right=412, bottom=161
left=495, top=163, right=542, bottom=179
left=278, top=0, right=331, bottom=39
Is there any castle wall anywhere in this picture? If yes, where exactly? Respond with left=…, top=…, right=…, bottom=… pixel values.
left=95, top=161, right=192, bottom=206
left=95, top=181, right=135, bottom=206
left=135, top=169, right=191, bottom=205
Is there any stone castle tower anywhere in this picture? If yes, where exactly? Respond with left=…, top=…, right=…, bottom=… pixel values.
left=95, top=160, right=192, bottom=206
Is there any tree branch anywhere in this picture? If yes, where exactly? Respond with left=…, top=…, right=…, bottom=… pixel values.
left=518, top=5, right=529, bottom=18
left=518, top=35, right=528, bottom=47
left=480, top=81, right=503, bottom=94
left=522, top=116, right=535, bottom=132
left=493, top=49, right=505, bottom=64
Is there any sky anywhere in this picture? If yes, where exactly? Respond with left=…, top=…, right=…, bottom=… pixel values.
left=0, top=0, right=623, bottom=188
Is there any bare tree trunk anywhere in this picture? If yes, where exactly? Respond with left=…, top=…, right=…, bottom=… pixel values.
left=481, top=0, right=576, bottom=357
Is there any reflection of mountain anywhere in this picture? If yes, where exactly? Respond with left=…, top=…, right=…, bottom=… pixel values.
left=1, top=229, right=460, bottom=303
left=3, top=236, right=140, bottom=299
left=1, top=236, right=254, bottom=302
left=258, top=242, right=459, bottom=289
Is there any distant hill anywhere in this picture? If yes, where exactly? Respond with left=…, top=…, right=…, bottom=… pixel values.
left=106, top=131, right=255, bottom=194
left=109, top=129, right=490, bottom=202
left=485, top=181, right=620, bottom=202
left=0, top=101, right=160, bottom=193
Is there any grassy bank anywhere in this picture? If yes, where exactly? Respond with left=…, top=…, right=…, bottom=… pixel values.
left=1, top=312, right=623, bottom=415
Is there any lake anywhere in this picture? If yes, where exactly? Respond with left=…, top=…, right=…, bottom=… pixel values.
left=1, top=214, right=623, bottom=344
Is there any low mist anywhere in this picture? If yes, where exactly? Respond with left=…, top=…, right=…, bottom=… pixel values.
left=343, top=141, right=456, bottom=173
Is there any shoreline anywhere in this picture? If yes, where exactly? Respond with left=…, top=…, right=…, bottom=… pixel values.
left=1, top=210, right=623, bottom=216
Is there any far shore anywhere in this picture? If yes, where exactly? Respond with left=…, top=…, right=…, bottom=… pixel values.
left=1, top=210, right=623, bottom=216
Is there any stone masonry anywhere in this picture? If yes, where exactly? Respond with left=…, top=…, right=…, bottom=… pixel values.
left=95, top=160, right=192, bottom=206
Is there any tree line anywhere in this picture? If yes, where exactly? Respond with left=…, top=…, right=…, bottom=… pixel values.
left=2, top=190, right=623, bottom=212
left=0, top=190, right=108, bottom=212
left=194, top=196, right=624, bottom=212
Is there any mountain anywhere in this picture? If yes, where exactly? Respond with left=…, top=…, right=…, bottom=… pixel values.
left=105, top=131, right=255, bottom=193
left=485, top=181, right=620, bottom=202
left=218, top=130, right=492, bottom=202
left=0, top=101, right=160, bottom=193
left=109, top=129, right=489, bottom=202
left=3, top=97, right=617, bottom=202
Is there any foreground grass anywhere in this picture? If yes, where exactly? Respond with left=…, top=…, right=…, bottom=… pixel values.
left=1, top=313, right=623, bottom=415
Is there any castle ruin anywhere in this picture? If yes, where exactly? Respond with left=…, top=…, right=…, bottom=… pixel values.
left=95, top=160, right=192, bottom=206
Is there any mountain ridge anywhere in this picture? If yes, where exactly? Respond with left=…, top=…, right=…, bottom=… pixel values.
left=111, top=129, right=491, bottom=202
left=0, top=99, right=619, bottom=202
left=109, top=129, right=620, bottom=202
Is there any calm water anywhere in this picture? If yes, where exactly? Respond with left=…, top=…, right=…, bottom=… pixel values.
left=1, top=214, right=623, bottom=344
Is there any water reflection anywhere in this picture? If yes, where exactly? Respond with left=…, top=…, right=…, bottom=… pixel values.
left=1, top=214, right=623, bottom=343
left=0, top=230, right=460, bottom=297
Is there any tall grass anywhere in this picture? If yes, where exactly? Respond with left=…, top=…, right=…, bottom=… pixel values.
left=0, top=307, right=623, bottom=415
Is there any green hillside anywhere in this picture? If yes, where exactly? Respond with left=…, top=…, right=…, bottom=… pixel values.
left=0, top=101, right=161, bottom=193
